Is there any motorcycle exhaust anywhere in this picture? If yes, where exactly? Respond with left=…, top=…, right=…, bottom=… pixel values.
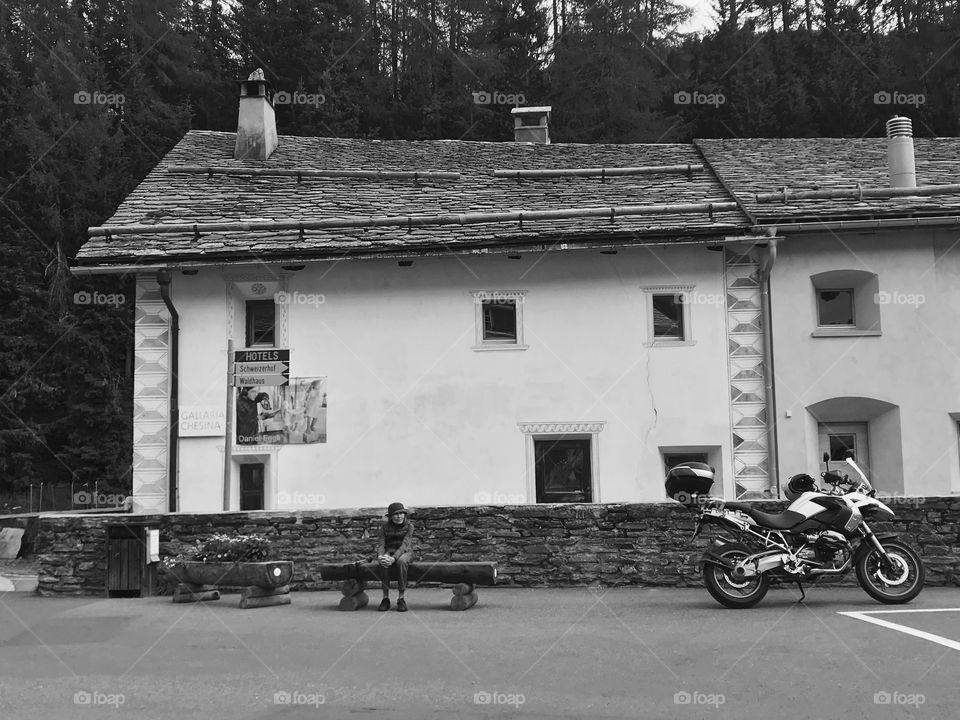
left=732, top=552, right=791, bottom=578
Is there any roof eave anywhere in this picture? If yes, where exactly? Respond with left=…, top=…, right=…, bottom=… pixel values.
left=71, top=227, right=751, bottom=276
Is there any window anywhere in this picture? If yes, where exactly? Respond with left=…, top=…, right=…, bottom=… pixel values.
left=664, top=451, right=708, bottom=470
left=818, top=422, right=870, bottom=478
left=472, top=291, right=527, bottom=350
left=240, top=463, right=265, bottom=511
left=810, top=270, right=880, bottom=337
left=535, top=437, right=592, bottom=503
left=652, top=294, right=685, bottom=339
left=643, top=285, right=695, bottom=346
left=519, top=421, right=605, bottom=503
left=816, top=289, right=855, bottom=326
left=245, top=300, right=276, bottom=347
left=483, top=300, right=517, bottom=342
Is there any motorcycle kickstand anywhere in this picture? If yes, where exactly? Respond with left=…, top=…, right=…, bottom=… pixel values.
left=795, top=581, right=806, bottom=602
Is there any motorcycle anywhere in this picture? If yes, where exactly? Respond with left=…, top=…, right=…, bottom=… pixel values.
left=666, top=453, right=925, bottom=609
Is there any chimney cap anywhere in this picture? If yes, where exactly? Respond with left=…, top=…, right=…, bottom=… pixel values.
left=511, top=106, right=552, bottom=115
left=885, top=115, right=913, bottom=138
left=236, top=68, right=272, bottom=94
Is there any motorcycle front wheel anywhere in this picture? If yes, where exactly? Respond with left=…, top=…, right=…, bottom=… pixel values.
left=703, top=542, right=770, bottom=609
left=855, top=539, right=925, bottom=604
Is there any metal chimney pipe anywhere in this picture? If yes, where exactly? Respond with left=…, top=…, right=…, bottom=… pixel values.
left=886, top=116, right=916, bottom=188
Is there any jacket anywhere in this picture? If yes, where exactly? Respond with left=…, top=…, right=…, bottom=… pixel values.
left=377, top=519, right=415, bottom=557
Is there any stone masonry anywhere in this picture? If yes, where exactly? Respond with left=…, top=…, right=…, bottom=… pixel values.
left=35, top=499, right=960, bottom=596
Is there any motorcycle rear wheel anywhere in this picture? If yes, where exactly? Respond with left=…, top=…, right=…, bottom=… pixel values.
left=855, top=539, right=925, bottom=604
left=703, top=542, right=770, bottom=609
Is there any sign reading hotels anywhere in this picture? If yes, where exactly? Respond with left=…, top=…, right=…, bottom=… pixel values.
left=233, top=349, right=290, bottom=386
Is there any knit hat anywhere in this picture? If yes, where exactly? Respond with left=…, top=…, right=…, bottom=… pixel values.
left=387, top=502, right=406, bottom=516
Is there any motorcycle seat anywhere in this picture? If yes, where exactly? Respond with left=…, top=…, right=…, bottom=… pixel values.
left=722, top=502, right=806, bottom=530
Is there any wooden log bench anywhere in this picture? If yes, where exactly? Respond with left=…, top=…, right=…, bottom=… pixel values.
left=318, top=561, right=497, bottom=611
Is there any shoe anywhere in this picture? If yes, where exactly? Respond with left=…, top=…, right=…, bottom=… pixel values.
left=396, top=598, right=407, bottom=612
left=378, top=598, right=390, bottom=611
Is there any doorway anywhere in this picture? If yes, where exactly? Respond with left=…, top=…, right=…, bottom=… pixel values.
left=239, top=463, right=265, bottom=511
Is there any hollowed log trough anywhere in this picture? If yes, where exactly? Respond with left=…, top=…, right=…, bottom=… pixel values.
left=166, top=561, right=293, bottom=609
left=319, top=561, right=497, bottom=611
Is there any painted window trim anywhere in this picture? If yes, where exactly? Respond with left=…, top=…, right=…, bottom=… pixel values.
left=225, top=276, right=289, bottom=350
left=642, top=284, right=695, bottom=347
left=518, top=421, right=605, bottom=504
left=810, top=328, right=882, bottom=338
left=471, top=290, right=528, bottom=351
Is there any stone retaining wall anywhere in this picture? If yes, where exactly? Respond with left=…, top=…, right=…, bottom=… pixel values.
left=35, top=499, right=960, bottom=595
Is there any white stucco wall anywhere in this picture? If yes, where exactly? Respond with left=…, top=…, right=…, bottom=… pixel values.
left=771, top=228, right=960, bottom=496
left=167, top=245, right=734, bottom=511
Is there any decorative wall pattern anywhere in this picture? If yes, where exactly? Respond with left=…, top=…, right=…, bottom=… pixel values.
left=517, top=422, right=607, bottom=434
left=724, top=249, right=771, bottom=498
left=133, top=277, right=170, bottom=513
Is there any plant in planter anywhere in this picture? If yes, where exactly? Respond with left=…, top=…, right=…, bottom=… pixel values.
left=191, top=533, right=272, bottom=562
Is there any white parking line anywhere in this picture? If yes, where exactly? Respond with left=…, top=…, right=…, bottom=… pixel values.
left=839, top=609, right=960, bottom=652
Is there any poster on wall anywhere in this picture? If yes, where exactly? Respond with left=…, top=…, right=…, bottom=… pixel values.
left=236, top=377, right=327, bottom=445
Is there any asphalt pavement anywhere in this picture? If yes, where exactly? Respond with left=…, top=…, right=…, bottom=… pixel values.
left=1, top=585, right=958, bottom=719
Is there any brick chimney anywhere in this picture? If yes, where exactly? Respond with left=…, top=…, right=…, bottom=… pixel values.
left=235, top=69, right=277, bottom=161
left=511, top=106, right=551, bottom=144
left=885, top=115, right=916, bottom=188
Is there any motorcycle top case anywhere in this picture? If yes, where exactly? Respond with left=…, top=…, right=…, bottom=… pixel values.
left=664, top=462, right=715, bottom=499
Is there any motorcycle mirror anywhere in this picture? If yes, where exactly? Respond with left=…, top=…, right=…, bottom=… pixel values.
left=822, top=452, right=830, bottom=463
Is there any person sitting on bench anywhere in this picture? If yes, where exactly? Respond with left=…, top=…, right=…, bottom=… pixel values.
left=376, top=502, right=415, bottom=612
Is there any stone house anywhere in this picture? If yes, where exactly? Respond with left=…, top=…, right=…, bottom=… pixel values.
left=73, top=75, right=960, bottom=512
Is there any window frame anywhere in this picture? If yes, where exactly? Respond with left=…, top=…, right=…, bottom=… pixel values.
left=533, top=436, right=593, bottom=503
left=815, top=288, right=856, bottom=328
left=642, top=284, right=696, bottom=347
left=519, top=421, right=605, bottom=504
left=472, top=290, right=528, bottom=351
left=810, top=270, right=881, bottom=338
left=245, top=299, right=277, bottom=348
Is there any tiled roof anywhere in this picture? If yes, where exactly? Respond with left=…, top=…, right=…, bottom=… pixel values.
left=75, top=131, right=748, bottom=266
left=696, top=138, right=960, bottom=223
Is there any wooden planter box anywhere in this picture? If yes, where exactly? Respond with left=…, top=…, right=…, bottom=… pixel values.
left=167, top=560, right=293, bottom=589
